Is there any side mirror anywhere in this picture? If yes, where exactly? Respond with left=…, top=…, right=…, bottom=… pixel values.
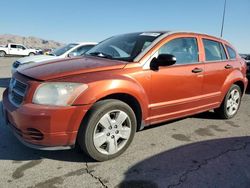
left=150, top=54, right=176, bottom=70
left=68, top=52, right=78, bottom=58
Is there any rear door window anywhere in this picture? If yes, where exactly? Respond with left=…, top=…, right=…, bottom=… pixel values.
left=203, top=39, right=227, bottom=61
left=17, top=45, right=25, bottom=50
left=226, top=45, right=237, bottom=60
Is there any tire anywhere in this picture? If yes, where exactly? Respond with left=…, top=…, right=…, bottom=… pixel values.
left=215, top=84, right=242, bottom=119
left=0, top=51, right=6, bottom=57
left=77, top=99, right=137, bottom=161
left=29, top=52, right=35, bottom=56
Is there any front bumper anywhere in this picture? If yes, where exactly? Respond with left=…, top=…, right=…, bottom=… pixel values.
left=2, top=89, right=90, bottom=150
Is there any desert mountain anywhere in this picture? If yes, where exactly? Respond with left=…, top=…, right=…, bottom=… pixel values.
left=0, top=34, right=63, bottom=49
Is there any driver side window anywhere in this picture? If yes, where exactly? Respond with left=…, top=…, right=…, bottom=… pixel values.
left=158, top=37, right=199, bottom=64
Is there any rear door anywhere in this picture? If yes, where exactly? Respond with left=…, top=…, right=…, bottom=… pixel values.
left=201, top=37, right=234, bottom=104
left=149, top=35, right=204, bottom=123
left=16, top=45, right=27, bottom=55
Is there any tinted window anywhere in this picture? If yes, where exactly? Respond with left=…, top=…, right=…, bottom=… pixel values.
left=10, top=44, right=17, bottom=48
left=226, top=45, right=236, bottom=59
left=86, top=32, right=163, bottom=62
left=53, top=43, right=78, bottom=56
left=203, top=39, right=227, bottom=61
left=158, top=37, right=199, bottom=64
left=17, top=45, right=25, bottom=50
left=72, top=45, right=95, bottom=56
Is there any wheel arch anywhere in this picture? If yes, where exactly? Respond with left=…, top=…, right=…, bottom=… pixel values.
left=73, top=79, right=150, bottom=131
left=221, top=70, right=247, bottom=100
left=0, top=50, right=6, bottom=55
left=97, top=93, right=143, bottom=131
left=233, top=80, right=245, bottom=95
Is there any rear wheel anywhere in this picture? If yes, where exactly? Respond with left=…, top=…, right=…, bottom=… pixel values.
left=77, top=99, right=137, bottom=161
left=215, top=84, right=242, bottom=119
left=0, top=51, right=6, bottom=57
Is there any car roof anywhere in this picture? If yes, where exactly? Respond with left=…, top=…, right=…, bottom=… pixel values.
left=116, top=31, right=229, bottom=44
left=134, top=30, right=233, bottom=62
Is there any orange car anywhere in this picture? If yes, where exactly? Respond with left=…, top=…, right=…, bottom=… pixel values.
left=2, top=31, right=248, bottom=161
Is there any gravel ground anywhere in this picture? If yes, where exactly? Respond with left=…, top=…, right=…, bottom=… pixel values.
left=0, top=57, right=250, bottom=188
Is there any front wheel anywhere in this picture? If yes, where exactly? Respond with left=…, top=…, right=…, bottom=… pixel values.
left=0, top=51, right=6, bottom=57
left=77, top=99, right=137, bottom=161
left=215, top=84, right=242, bottom=119
left=29, top=52, right=35, bottom=56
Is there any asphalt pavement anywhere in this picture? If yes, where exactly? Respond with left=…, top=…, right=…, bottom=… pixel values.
left=0, top=57, right=250, bottom=188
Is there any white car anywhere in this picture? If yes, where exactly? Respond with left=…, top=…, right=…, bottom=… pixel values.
left=12, top=42, right=97, bottom=74
left=0, top=43, right=38, bottom=57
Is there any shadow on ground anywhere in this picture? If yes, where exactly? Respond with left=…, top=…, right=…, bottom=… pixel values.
left=0, top=78, right=10, bottom=88
left=119, top=136, right=250, bottom=188
left=246, top=83, right=250, bottom=95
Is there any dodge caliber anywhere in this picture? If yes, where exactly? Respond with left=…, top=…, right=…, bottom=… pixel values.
left=2, top=31, right=248, bottom=161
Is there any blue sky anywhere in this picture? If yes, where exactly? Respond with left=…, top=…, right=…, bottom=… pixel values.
left=0, top=0, right=249, bottom=53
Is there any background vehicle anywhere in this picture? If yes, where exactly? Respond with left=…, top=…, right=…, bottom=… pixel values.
left=0, top=43, right=38, bottom=57
left=11, top=42, right=97, bottom=73
left=2, top=31, right=248, bottom=161
left=240, top=54, right=250, bottom=77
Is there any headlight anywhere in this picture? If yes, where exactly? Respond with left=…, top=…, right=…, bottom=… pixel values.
left=32, top=82, right=88, bottom=106
left=13, top=61, right=20, bottom=68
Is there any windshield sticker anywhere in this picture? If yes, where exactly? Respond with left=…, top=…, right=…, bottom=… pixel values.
left=140, top=32, right=161, bottom=37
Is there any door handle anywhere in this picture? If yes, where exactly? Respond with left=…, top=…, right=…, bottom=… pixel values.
left=225, top=64, right=233, bottom=69
left=192, top=68, right=203, bottom=73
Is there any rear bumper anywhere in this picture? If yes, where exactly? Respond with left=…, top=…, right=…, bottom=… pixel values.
left=2, top=89, right=91, bottom=150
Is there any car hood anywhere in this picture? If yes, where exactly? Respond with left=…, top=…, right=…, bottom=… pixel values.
left=18, top=56, right=126, bottom=81
left=17, top=55, right=60, bottom=64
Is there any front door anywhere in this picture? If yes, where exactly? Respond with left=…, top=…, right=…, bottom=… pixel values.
left=149, top=36, right=204, bottom=124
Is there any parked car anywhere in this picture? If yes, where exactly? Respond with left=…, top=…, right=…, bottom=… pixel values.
left=11, top=42, right=97, bottom=73
left=2, top=31, right=248, bottom=161
left=240, top=54, right=250, bottom=77
left=42, top=48, right=54, bottom=55
left=0, top=43, right=38, bottom=57
left=35, top=48, right=44, bottom=55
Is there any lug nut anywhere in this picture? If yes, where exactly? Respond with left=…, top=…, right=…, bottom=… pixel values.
left=115, top=130, right=119, bottom=134
left=109, top=126, right=112, bottom=130
left=107, top=133, right=110, bottom=136
left=111, top=135, right=115, bottom=138
left=114, top=125, right=118, bottom=128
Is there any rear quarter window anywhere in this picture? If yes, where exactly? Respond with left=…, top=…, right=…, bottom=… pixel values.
left=226, top=45, right=237, bottom=60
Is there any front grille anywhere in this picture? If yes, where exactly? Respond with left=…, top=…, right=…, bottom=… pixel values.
left=9, top=78, right=28, bottom=106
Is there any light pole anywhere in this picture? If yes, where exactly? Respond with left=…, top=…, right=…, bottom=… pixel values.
left=220, top=0, right=227, bottom=37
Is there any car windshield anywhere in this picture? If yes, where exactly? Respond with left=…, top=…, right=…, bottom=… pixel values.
left=52, top=43, right=78, bottom=56
left=85, top=32, right=163, bottom=62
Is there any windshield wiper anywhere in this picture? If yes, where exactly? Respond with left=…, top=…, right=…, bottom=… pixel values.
left=89, top=52, right=113, bottom=59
